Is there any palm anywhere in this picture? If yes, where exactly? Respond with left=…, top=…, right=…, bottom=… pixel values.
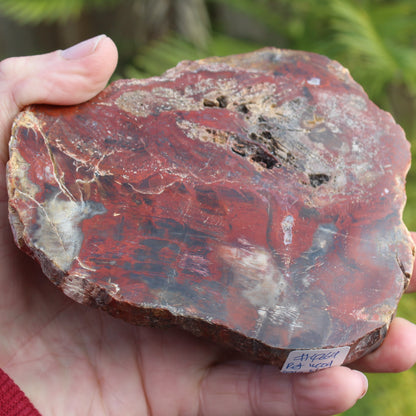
left=0, top=191, right=411, bottom=416
left=0, top=200, right=222, bottom=414
left=0, top=185, right=370, bottom=416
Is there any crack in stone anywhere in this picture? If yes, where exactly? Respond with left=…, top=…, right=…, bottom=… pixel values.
left=39, top=128, right=77, bottom=202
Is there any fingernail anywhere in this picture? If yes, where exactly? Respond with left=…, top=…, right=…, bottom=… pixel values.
left=353, top=370, right=368, bottom=399
left=61, top=34, right=106, bottom=60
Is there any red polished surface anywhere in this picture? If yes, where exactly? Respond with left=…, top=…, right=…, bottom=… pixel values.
left=7, top=48, right=414, bottom=367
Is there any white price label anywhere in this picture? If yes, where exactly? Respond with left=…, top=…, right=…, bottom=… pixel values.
left=281, top=346, right=350, bottom=373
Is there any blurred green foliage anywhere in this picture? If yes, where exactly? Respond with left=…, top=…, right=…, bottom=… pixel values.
left=1, top=1, right=416, bottom=415
left=0, top=0, right=119, bottom=23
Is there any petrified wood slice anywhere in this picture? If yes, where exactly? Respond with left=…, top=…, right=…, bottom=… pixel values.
left=7, top=48, right=414, bottom=368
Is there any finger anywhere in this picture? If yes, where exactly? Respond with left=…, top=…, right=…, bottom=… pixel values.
left=0, top=34, right=118, bottom=163
left=406, top=232, right=416, bottom=293
left=350, top=317, right=416, bottom=373
left=198, top=360, right=367, bottom=416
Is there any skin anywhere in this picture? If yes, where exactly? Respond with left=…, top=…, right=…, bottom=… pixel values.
left=1, top=35, right=416, bottom=416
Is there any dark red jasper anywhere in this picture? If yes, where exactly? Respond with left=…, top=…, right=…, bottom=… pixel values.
left=7, top=48, right=414, bottom=368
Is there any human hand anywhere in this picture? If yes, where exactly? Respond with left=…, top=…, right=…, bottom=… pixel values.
left=1, top=36, right=416, bottom=416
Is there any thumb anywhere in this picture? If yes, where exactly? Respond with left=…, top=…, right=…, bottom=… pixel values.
left=0, top=34, right=118, bottom=163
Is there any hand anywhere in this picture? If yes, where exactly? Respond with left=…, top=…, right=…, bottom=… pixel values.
left=0, top=35, right=415, bottom=416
